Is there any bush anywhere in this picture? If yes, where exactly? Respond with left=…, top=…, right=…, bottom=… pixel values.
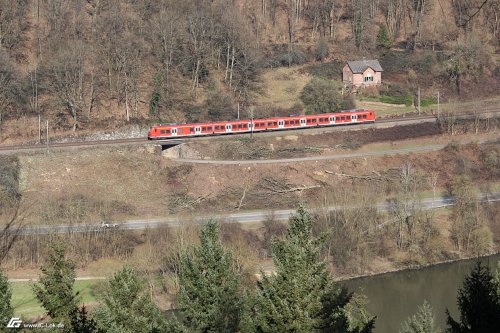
left=304, top=61, right=344, bottom=80
left=0, top=156, right=20, bottom=210
left=379, top=95, right=413, bottom=106
left=314, top=39, right=329, bottom=61
left=420, top=97, right=437, bottom=107
left=378, top=84, right=413, bottom=106
left=206, top=90, right=234, bottom=121
left=264, top=46, right=309, bottom=68
left=300, top=77, right=344, bottom=114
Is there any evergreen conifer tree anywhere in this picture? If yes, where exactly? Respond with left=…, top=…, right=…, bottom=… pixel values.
left=446, top=262, right=500, bottom=332
left=0, top=268, right=14, bottom=328
left=377, top=24, right=392, bottom=49
left=246, top=206, right=375, bottom=333
left=493, top=261, right=500, bottom=298
left=400, top=301, right=441, bottom=333
left=69, top=305, right=103, bottom=333
left=93, top=266, right=167, bottom=333
left=176, top=220, right=242, bottom=333
left=32, top=241, right=79, bottom=327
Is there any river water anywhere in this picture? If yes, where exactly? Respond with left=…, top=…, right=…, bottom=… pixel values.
left=342, top=253, right=500, bottom=333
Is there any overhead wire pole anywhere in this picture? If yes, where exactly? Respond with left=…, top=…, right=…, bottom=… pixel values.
left=418, top=87, right=421, bottom=115
left=46, top=120, right=49, bottom=148
left=437, top=91, right=440, bottom=117
left=38, top=114, right=41, bottom=144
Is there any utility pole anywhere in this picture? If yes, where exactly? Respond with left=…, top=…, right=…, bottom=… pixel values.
left=418, top=87, right=421, bottom=115
left=46, top=120, right=49, bottom=147
left=38, top=114, right=41, bottom=144
left=437, top=91, right=440, bottom=117
left=237, top=101, right=240, bottom=120
left=250, top=106, right=255, bottom=138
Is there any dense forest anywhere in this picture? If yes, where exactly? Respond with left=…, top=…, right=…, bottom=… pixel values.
left=0, top=0, right=498, bottom=135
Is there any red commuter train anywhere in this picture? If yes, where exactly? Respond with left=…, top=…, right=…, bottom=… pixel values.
left=148, top=109, right=375, bottom=140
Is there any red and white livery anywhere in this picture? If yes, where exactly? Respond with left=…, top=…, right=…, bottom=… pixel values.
left=148, top=109, right=375, bottom=140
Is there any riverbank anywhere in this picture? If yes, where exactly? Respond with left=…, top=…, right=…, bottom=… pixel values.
left=336, top=250, right=500, bottom=282
left=343, top=253, right=500, bottom=332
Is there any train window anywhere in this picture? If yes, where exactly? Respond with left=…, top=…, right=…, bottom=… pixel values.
left=274, top=122, right=277, bottom=126
left=307, top=119, right=311, bottom=123
left=166, top=130, right=170, bottom=134
left=341, top=116, right=345, bottom=120
left=312, top=119, right=316, bottom=123
left=160, top=130, right=165, bottom=134
left=190, top=128, right=194, bottom=133
left=237, top=124, right=241, bottom=129
left=285, top=121, right=289, bottom=125
left=178, top=129, right=183, bottom=133
left=330, top=117, right=334, bottom=121
left=243, top=124, right=248, bottom=128
left=363, top=115, right=367, bottom=119
left=346, top=116, right=351, bottom=120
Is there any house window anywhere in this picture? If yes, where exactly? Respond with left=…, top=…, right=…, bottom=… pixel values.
left=364, top=74, right=374, bottom=82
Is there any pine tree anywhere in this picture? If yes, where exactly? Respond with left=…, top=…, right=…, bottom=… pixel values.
left=176, top=220, right=242, bottom=333
left=0, top=268, right=14, bottom=328
left=93, top=266, right=167, bottom=333
left=32, top=241, right=79, bottom=327
left=69, top=305, right=103, bottom=333
left=377, top=24, right=392, bottom=49
left=446, top=262, right=500, bottom=332
left=493, top=261, right=500, bottom=298
left=245, top=206, right=375, bottom=333
left=400, top=301, right=441, bottom=333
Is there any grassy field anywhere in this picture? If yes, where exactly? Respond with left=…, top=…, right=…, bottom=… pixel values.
left=11, top=279, right=101, bottom=318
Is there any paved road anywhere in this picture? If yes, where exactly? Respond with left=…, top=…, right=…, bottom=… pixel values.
left=9, top=193, right=500, bottom=235
left=173, top=139, right=499, bottom=165
left=175, top=143, right=448, bottom=165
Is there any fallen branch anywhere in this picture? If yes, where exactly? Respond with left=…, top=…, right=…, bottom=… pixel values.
left=236, top=185, right=248, bottom=211
left=325, top=171, right=384, bottom=182
left=272, top=185, right=321, bottom=193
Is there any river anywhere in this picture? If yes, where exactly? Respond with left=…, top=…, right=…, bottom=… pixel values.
left=342, top=253, right=500, bottom=332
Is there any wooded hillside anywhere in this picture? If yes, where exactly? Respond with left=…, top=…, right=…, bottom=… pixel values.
left=0, top=0, right=498, bottom=136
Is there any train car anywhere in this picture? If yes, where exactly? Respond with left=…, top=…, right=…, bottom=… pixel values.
left=148, top=109, right=375, bottom=139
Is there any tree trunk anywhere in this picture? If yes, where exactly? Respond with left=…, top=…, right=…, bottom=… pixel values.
left=125, top=73, right=130, bottom=122
left=225, top=43, right=230, bottom=82
left=229, top=47, right=235, bottom=88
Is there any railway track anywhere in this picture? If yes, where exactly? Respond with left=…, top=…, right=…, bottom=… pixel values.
left=0, top=108, right=498, bottom=154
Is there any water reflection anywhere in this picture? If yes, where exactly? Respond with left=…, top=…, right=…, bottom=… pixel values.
left=342, top=254, right=500, bottom=333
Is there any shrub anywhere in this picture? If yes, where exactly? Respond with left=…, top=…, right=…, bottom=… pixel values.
left=0, top=156, right=20, bottom=210
left=378, top=84, right=413, bottom=106
left=379, top=95, right=413, bottom=106
left=206, top=90, right=234, bottom=121
left=420, top=97, right=437, bottom=107
left=264, top=46, right=309, bottom=68
left=314, top=39, right=329, bottom=61
left=304, top=61, right=344, bottom=80
left=300, top=77, right=343, bottom=113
